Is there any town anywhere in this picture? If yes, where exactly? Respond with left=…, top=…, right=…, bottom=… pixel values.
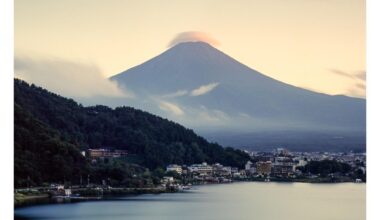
left=163, top=148, right=366, bottom=186
left=15, top=147, right=366, bottom=206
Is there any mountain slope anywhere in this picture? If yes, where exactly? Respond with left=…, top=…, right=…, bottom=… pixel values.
left=109, top=42, right=366, bottom=151
left=14, top=79, right=250, bottom=186
left=14, top=101, right=89, bottom=187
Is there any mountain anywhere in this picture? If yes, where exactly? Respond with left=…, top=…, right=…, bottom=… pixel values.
left=14, top=79, right=250, bottom=187
left=109, top=41, right=366, bottom=151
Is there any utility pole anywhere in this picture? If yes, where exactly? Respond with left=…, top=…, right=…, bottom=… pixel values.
left=87, top=174, right=90, bottom=187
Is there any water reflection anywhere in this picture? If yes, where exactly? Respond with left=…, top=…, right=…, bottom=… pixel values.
left=15, top=182, right=366, bottom=220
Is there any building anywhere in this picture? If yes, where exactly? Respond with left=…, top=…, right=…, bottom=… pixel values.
left=162, top=176, right=174, bottom=184
left=274, top=157, right=294, bottom=166
left=64, top=189, right=72, bottom=197
left=166, top=164, right=183, bottom=174
left=274, top=148, right=289, bottom=156
left=113, top=149, right=129, bottom=157
left=88, top=148, right=128, bottom=159
left=245, top=161, right=253, bottom=171
left=256, top=161, right=272, bottom=175
left=88, top=149, right=108, bottom=158
left=188, top=162, right=213, bottom=175
left=272, top=165, right=294, bottom=176
left=272, top=157, right=295, bottom=176
left=231, top=167, right=239, bottom=175
left=294, top=157, right=308, bottom=167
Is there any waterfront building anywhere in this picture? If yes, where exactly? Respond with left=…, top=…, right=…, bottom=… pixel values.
left=64, top=189, right=72, bottom=197
left=231, top=167, right=239, bottom=174
left=188, top=162, right=213, bottom=175
left=272, top=164, right=294, bottom=176
left=256, top=161, right=272, bottom=175
left=162, top=176, right=174, bottom=184
left=166, top=164, right=183, bottom=174
left=245, top=161, right=253, bottom=171
left=273, top=157, right=295, bottom=176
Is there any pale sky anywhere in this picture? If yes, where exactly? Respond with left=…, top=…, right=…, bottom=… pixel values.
left=15, top=0, right=366, bottom=98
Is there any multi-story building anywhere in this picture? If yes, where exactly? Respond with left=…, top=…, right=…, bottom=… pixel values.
left=272, top=164, right=294, bottom=176
left=256, top=161, right=272, bottom=175
left=188, top=162, right=213, bottom=176
left=88, top=148, right=128, bottom=159
left=212, top=163, right=236, bottom=177
left=272, top=156, right=295, bottom=176
left=166, top=164, right=183, bottom=174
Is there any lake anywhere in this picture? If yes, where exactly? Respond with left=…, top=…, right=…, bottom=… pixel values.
left=15, top=182, right=365, bottom=220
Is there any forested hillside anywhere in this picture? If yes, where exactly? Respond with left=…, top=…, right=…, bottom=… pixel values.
left=14, top=79, right=250, bottom=187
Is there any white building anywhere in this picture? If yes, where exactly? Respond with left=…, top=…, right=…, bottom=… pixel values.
left=162, top=176, right=174, bottom=184
left=245, top=161, right=253, bottom=171
left=166, top=164, right=183, bottom=174
left=297, top=159, right=308, bottom=167
left=188, top=162, right=213, bottom=175
left=64, top=189, right=72, bottom=197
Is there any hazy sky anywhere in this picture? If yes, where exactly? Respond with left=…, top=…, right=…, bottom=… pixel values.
left=15, top=0, right=366, bottom=98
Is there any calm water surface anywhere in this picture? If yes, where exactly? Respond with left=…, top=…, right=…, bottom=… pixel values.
left=15, top=182, right=365, bottom=220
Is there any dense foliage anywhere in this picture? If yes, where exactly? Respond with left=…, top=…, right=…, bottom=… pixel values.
left=14, top=79, right=250, bottom=187
left=300, top=160, right=351, bottom=176
left=14, top=103, right=89, bottom=187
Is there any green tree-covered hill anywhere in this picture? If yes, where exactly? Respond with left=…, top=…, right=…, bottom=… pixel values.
left=14, top=79, right=250, bottom=187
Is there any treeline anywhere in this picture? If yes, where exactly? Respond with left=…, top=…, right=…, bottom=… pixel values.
left=299, top=160, right=351, bottom=176
left=14, top=79, right=250, bottom=187
left=14, top=103, right=89, bottom=187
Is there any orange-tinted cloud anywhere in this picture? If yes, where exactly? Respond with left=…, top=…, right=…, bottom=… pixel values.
left=168, top=31, right=220, bottom=47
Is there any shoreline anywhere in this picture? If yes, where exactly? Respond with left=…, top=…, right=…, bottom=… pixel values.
left=14, top=180, right=365, bottom=208
left=14, top=187, right=175, bottom=208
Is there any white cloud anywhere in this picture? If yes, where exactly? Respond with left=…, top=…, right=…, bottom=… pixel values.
left=158, top=101, right=184, bottom=116
left=238, top=112, right=252, bottom=119
left=161, top=90, right=188, bottom=98
left=190, top=82, right=219, bottom=96
left=189, top=105, right=230, bottom=123
left=15, top=55, right=133, bottom=98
